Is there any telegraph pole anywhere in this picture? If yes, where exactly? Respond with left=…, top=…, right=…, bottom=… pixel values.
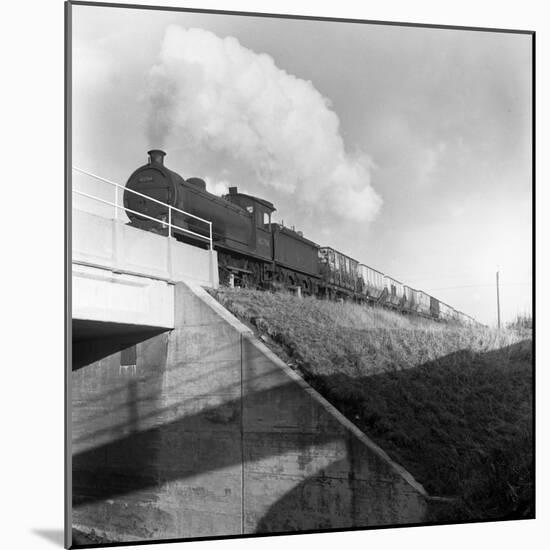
left=496, top=270, right=501, bottom=329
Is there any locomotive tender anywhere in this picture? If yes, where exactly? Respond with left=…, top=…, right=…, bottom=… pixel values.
left=124, top=150, right=475, bottom=324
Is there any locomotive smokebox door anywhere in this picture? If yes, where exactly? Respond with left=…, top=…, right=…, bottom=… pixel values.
left=124, top=149, right=181, bottom=229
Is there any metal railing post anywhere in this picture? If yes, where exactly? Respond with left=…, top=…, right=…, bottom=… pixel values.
left=114, top=185, right=118, bottom=220
left=168, top=207, right=172, bottom=238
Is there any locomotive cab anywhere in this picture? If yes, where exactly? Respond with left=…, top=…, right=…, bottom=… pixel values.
left=223, top=187, right=275, bottom=230
left=223, top=187, right=275, bottom=259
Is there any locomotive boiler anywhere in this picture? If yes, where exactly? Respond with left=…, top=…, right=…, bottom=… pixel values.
left=125, top=150, right=264, bottom=256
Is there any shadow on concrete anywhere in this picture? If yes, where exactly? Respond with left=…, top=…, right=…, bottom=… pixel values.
left=72, top=336, right=533, bottom=537
left=72, top=379, right=342, bottom=507
left=72, top=327, right=168, bottom=371
left=254, top=457, right=354, bottom=534
left=72, top=336, right=243, bottom=448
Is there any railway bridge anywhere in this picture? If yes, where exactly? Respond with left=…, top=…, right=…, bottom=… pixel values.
left=70, top=173, right=429, bottom=544
left=72, top=206, right=218, bottom=367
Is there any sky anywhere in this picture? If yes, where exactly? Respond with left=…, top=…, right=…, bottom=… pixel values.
left=71, top=4, right=533, bottom=326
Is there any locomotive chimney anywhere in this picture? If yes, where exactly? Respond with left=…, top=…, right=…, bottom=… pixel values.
left=148, top=149, right=166, bottom=165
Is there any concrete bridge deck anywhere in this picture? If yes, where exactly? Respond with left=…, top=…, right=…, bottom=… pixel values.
left=72, top=208, right=218, bottom=341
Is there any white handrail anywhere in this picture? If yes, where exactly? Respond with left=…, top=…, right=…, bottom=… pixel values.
left=72, top=166, right=213, bottom=249
left=73, top=189, right=211, bottom=244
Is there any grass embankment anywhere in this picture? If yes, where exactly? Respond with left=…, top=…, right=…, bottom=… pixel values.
left=210, top=288, right=533, bottom=522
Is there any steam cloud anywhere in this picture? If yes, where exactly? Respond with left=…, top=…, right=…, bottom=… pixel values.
left=147, top=26, right=382, bottom=222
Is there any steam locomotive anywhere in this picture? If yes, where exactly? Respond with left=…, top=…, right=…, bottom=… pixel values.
left=124, top=150, right=475, bottom=325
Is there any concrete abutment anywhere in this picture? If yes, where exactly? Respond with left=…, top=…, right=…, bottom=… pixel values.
left=72, top=281, right=428, bottom=542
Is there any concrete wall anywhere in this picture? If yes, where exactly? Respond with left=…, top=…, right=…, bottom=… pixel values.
left=73, top=209, right=218, bottom=288
left=73, top=264, right=174, bottom=329
left=72, top=282, right=427, bottom=543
